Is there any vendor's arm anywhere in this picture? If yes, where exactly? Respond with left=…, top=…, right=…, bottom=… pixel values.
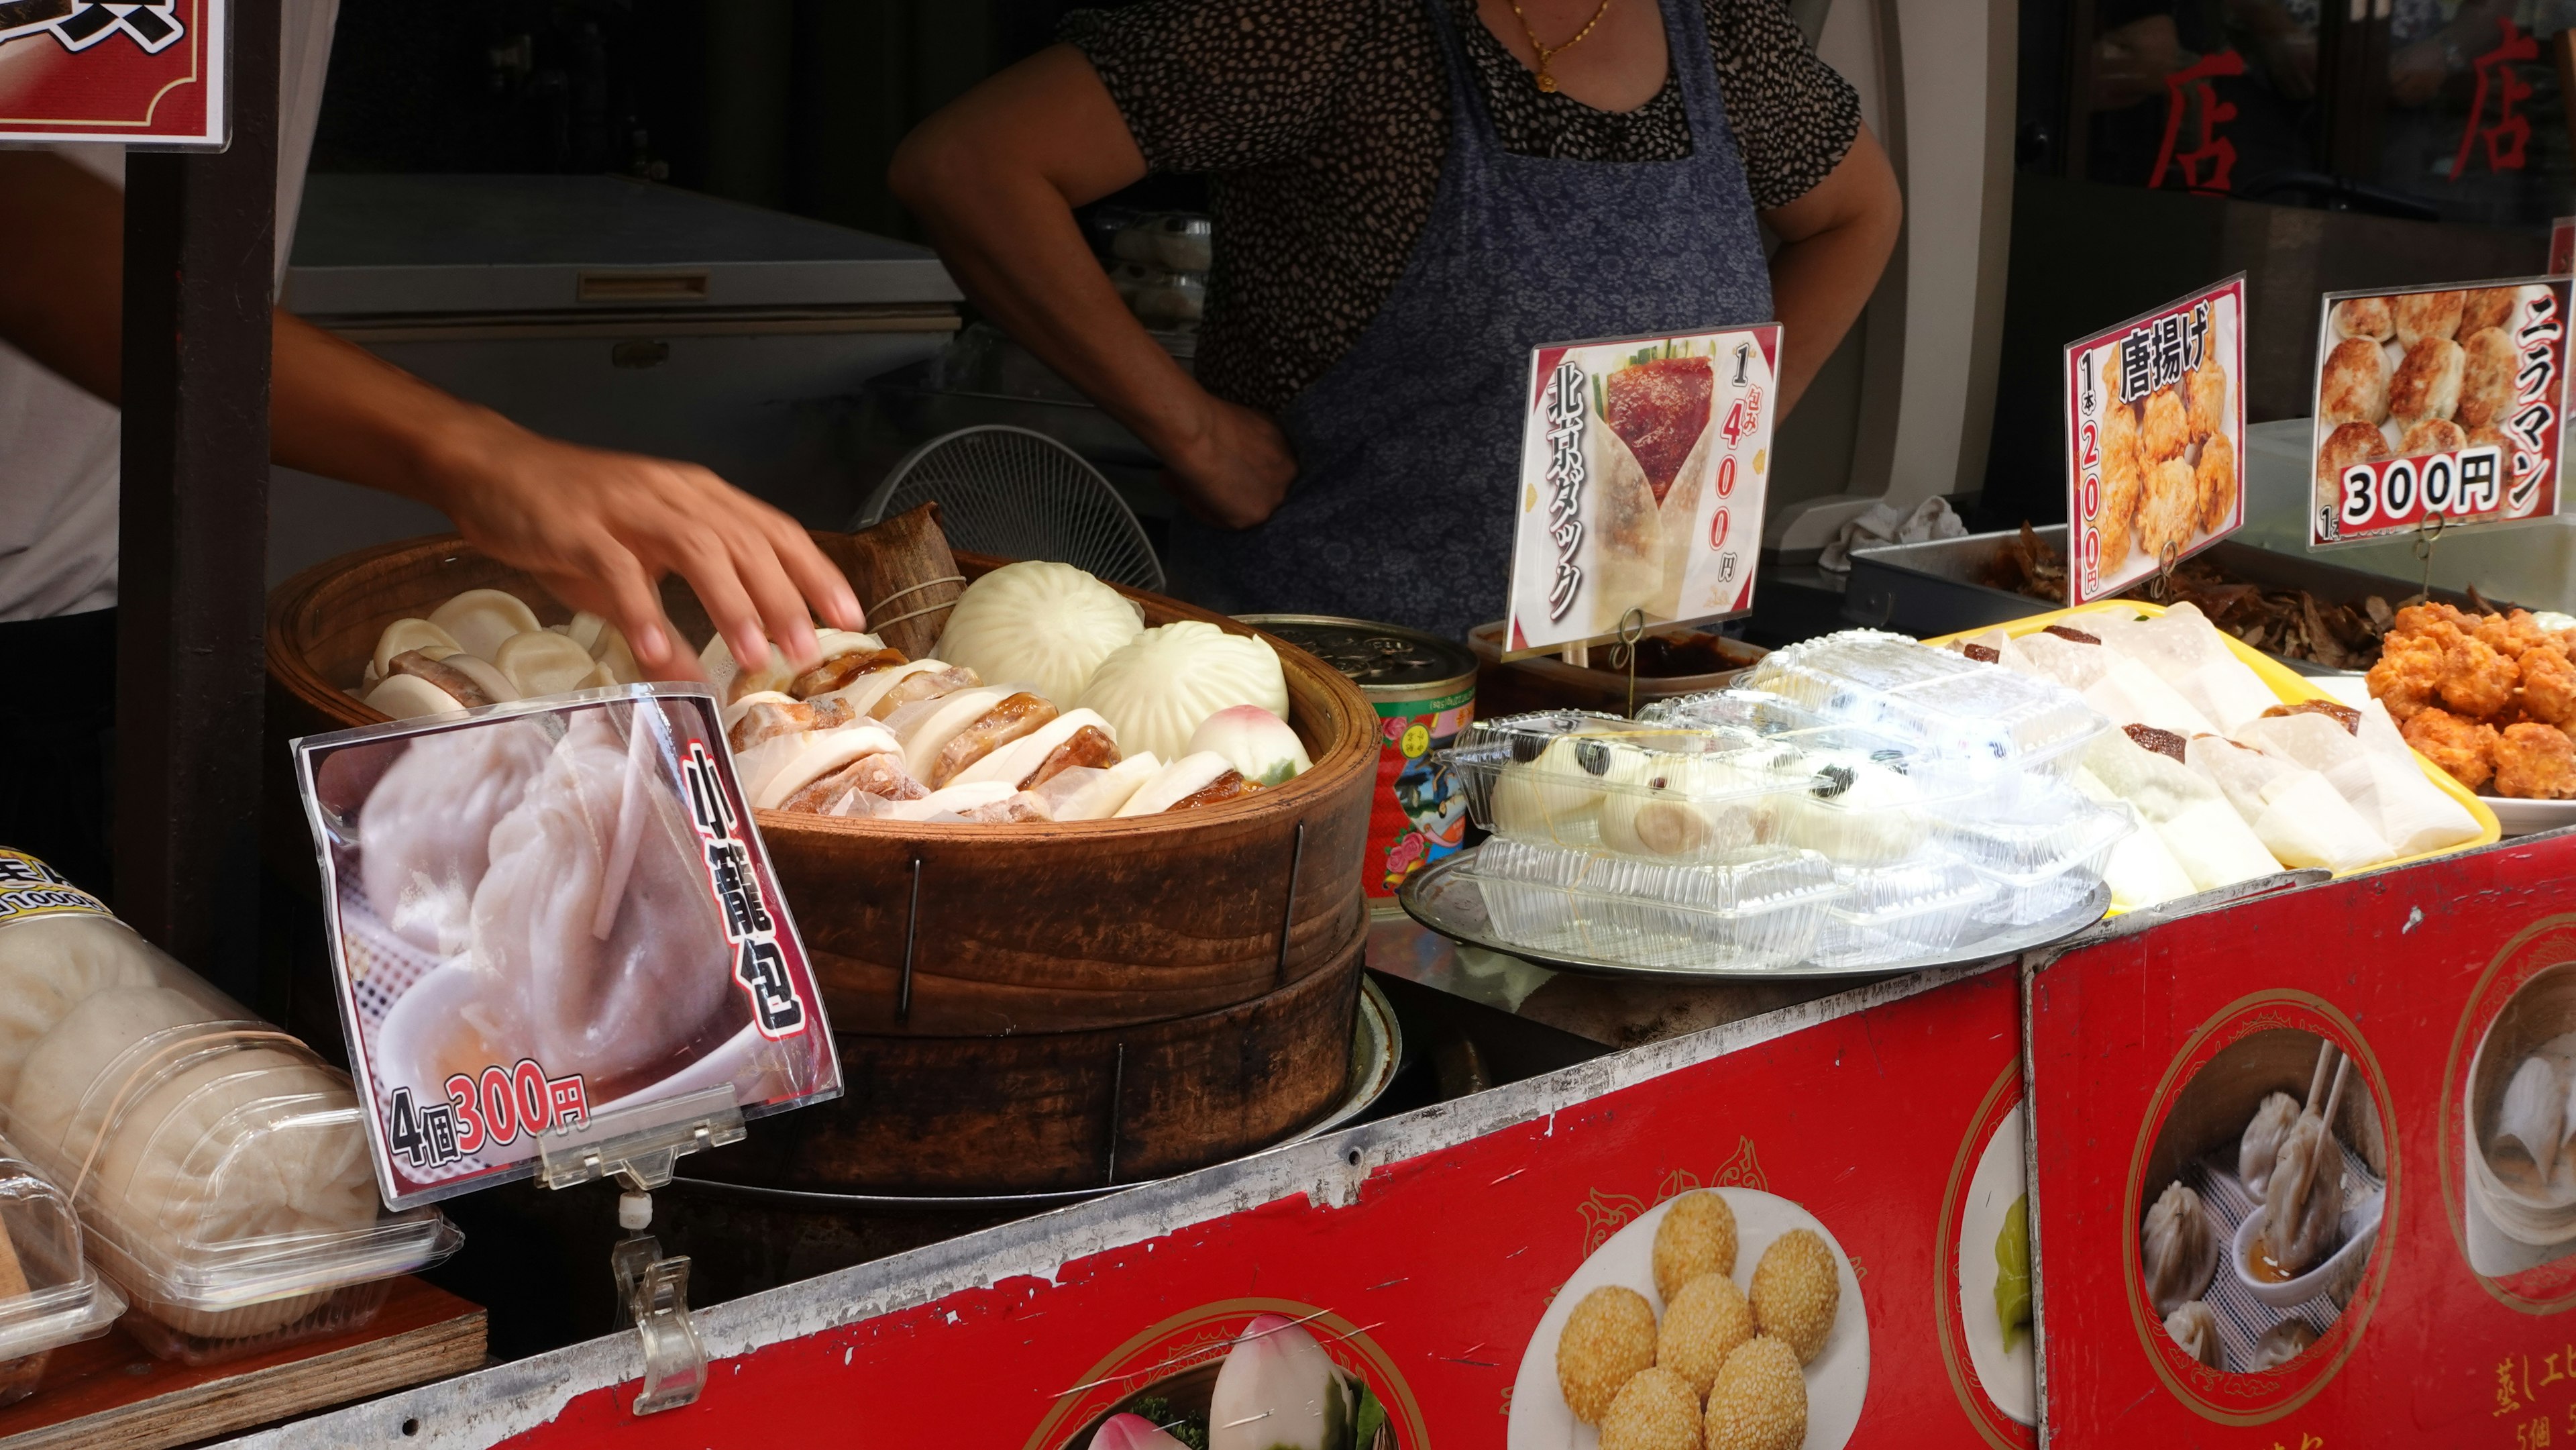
left=890, top=46, right=1296, bottom=529
left=1760, top=123, right=1902, bottom=417
left=0, top=152, right=860, bottom=679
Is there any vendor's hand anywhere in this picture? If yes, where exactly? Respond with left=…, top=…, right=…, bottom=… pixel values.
left=421, top=419, right=865, bottom=681
left=1163, top=397, right=1297, bottom=530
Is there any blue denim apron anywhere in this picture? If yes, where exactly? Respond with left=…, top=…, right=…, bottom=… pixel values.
left=1168, top=0, right=1776, bottom=641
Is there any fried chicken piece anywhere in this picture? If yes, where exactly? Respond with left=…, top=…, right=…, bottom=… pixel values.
left=2479, top=609, right=2562, bottom=660
left=2138, top=458, right=2199, bottom=562
left=2367, top=634, right=2447, bottom=721
left=2390, top=601, right=2475, bottom=644
left=2141, top=387, right=2191, bottom=463
left=2441, top=636, right=2521, bottom=717
left=2496, top=722, right=2576, bottom=799
left=2096, top=456, right=2142, bottom=574
left=2404, top=707, right=2501, bottom=790
left=2520, top=645, right=2576, bottom=728
left=2196, top=429, right=2236, bottom=533
left=2186, top=360, right=2227, bottom=442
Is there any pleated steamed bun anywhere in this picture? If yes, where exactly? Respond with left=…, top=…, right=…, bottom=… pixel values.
left=934, top=561, right=1144, bottom=707
left=0, top=913, right=160, bottom=1106
left=1077, top=621, right=1291, bottom=763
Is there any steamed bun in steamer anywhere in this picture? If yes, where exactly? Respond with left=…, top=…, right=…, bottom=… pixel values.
left=360, top=719, right=554, bottom=953
left=934, top=561, right=1145, bottom=707
left=427, top=588, right=541, bottom=660
left=1078, top=621, right=1290, bottom=763
left=469, top=711, right=739, bottom=1090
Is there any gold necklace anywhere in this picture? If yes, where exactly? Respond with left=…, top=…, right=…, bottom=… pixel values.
left=1507, top=0, right=1619, bottom=92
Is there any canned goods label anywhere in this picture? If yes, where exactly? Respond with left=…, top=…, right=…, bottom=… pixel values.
left=0, top=849, right=111, bottom=923
left=1371, top=688, right=1473, bottom=897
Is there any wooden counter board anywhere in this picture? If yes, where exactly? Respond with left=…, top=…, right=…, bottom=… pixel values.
left=0, top=1277, right=484, bottom=1450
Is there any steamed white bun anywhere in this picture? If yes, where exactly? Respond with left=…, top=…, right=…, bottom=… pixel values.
left=1077, top=621, right=1291, bottom=762
left=934, top=561, right=1144, bottom=707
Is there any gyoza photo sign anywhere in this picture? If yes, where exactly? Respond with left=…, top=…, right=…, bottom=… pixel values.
left=2308, top=276, right=2569, bottom=548
left=1505, top=323, right=1782, bottom=656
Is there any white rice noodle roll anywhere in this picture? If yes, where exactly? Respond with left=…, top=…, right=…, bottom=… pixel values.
left=494, top=630, right=603, bottom=698
left=1114, top=751, right=1237, bottom=817
left=2183, top=736, right=2392, bottom=872
left=428, top=588, right=542, bottom=660
left=886, top=686, right=1014, bottom=779
left=2233, top=712, right=2483, bottom=858
left=951, top=709, right=1117, bottom=789
left=1036, top=753, right=1162, bottom=821
left=2088, top=604, right=2282, bottom=732
left=2084, top=730, right=2281, bottom=891
left=371, top=619, right=463, bottom=684
left=366, top=674, right=468, bottom=721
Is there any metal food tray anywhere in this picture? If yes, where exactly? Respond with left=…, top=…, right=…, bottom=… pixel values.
left=1398, top=845, right=2108, bottom=982
left=1841, top=525, right=2477, bottom=676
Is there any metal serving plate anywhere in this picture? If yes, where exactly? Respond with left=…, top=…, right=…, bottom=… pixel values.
left=1841, top=525, right=2478, bottom=676
left=669, top=977, right=1403, bottom=1211
left=1397, top=846, right=2109, bottom=982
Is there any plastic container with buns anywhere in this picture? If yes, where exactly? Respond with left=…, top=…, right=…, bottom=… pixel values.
left=0, top=884, right=458, bottom=1366
left=0, top=1134, right=124, bottom=1406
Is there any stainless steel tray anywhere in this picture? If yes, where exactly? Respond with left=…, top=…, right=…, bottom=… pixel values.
left=1397, top=845, right=2109, bottom=982
left=1841, top=525, right=2477, bottom=675
left=669, top=976, right=1403, bottom=1210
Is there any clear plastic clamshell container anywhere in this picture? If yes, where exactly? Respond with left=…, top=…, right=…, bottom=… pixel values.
left=0, top=1137, right=125, bottom=1407
left=1634, top=687, right=1828, bottom=737
left=1464, top=837, right=1843, bottom=972
left=0, top=906, right=460, bottom=1366
left=1740, top=630, right=2110, bottom=787
left=1810, top=853, right=1996, bottom=969
left=1938, top=789, right=2136, bottom=927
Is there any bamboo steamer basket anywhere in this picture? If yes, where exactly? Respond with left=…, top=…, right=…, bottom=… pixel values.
left=264, top=533, right=1375, bottom=1190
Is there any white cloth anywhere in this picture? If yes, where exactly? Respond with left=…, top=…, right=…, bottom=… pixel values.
left=0, top=0, right=339, bottom=622
left=1818, top=496, right=1968, bottom=573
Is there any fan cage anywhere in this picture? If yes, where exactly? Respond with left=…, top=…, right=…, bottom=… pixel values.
left=855, top=425, right=1165, bottom=592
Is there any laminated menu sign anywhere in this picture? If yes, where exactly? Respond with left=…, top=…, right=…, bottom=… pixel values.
left=2026, top=832, right=2576, bottom=1444
left=2308, top=277, right=2569, bottom=548
left=2062, top=276, right=2246, bottom=605
left=1506, top=325, right=1781, bottom=656
left=0, top=0, right=225, bottom=146
left=294, top=685, right=840, bottom=1209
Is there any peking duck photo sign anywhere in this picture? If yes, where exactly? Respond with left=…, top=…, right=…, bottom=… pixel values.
left=294, top=684, right=839, bottom=1209
left=0, top=0, right=227, bottom=146
left=1505, top=324, right=1782, bottom=656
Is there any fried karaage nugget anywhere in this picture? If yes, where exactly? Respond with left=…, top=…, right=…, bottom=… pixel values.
left=2186, top=360, right=2227, bottom=442
left=2138, top=458, right=2198, bottom=561
left=2392, top=601, right=2476, bottom=639
left=2478, top=609, right=2561, bottom=660
left=2440, top=635, right=2521, bottom=718
left=2520, top=645, right=2576, bottom=728
left=2196, top=429, right=2236, bottom=532
left=2141, top=387, right=2190, bottom=464
left=2096, top=455, right=2143, bottom=573
left=2368, top=633, right=2447, bottom=721
left=2404, top=707, right=2501, bottom=790
left=2495, top=722, right=2576, bottom=800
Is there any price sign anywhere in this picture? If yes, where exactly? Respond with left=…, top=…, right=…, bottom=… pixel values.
left=2061, top=276, right=2247, bottom=605
left=295, top=686, right=840, bottom=1209
left=1504, top=324, right=1781, bottom=656
left=0, top=0, right=227, bottom=146
left=2307, top=277, right=2569, bottom=548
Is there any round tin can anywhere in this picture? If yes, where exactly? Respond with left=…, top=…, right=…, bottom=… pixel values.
left=1239, top=615, right=1477, bottom=902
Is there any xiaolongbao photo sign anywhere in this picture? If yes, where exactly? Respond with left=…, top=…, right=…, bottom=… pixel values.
left=295, top=686, right=839, bottom=1209
left=2025, top=833, right=2576, bottom=1443
left=0, top=0, right=227, bottom=146
left=2307, top=276, right=2570, bottom=549
left=1505, top=323, right=1782, bottom=656
left=2062, top=276, right=2245, bottom=605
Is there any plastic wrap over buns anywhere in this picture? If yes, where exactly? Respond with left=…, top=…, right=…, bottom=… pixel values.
left=359, top=720, right=553, bottom=954
left=1077, top=621, right=1291, bottom=764
left=933, top=561, right=1144, bottom=708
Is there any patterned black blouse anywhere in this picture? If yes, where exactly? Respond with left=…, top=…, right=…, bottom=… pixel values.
left=1063, top=0, right=1862, bottom=413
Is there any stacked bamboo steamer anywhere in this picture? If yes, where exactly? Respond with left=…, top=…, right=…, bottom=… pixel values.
left=264, top=508, right=1375, bottom=1194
